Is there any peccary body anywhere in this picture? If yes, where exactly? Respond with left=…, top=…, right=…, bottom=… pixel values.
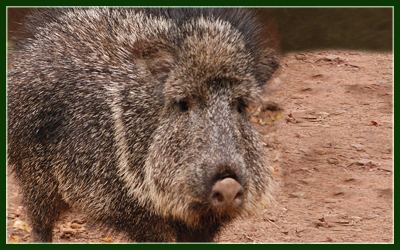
left=8, top=8, right=278, bottom=242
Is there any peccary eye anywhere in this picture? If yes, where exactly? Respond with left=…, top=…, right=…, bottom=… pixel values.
left=236, top=98, right=247, bottom=114
left=176, top=99, right=189, bottom=112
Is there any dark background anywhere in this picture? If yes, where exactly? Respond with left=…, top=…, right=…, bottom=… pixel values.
left=7, top=8, right=392, bottom=53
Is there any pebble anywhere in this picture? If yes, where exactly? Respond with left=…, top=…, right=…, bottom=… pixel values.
left=351, top=143, right=365, bottom=152
left=343, top=177, right=357, bottom=182
left=60, top=231, right=74, bottom=239
left=323, top=198, right=339, bottom=203
left=289, top=191, right=305, bottom=198
left=70, top=222, right=83, bottom=230
left=13, top=219, right=30, bottom=232
left=327, top=158, right=339, bottom=164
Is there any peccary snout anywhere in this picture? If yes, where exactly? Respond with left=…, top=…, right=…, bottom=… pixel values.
left=210, top=177, right=244, bottom=212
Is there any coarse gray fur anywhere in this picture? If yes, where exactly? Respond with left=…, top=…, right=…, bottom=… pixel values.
left=8, top=8, right=279, bottom=242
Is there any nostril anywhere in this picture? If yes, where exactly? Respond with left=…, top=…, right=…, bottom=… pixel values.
left=211, top=191, right=224, bottom=203
left=235, top=188, right=243, bottom=200
left=234, top=188, right=244, bottom=206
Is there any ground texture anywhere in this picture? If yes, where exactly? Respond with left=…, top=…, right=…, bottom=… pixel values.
left=7, top=50, right=393, bottom=243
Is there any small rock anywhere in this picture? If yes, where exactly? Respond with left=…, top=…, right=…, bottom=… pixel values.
left=289, top=191, right=305, bottom=198
left=317, top=112, right=330, bottom=118
left=264, top=217, right=277, bottom=222
left=316, top=55, right=345, bottom=64
left=343, top=177, right=356, bottom=183
left=286, top=113, right=298, bottom=124
left=333, top=186, right=346, bottom=196
left=356, top=159, right=371, bottom=165
left=295, top=54, right=307, bottom=60
left=60, top=230, right=75, bottom=239
left=333, top=191, right=345, bottom=196
left=312, top=74, right=324, bottom=78
left=295, top=228, right=306, bottom=237
left=350, top=159, right=378, bottom=168
left=378, top=166, right=392, bottom=173
left=270, top=77, right=282, bottom=86
left=302, top=115, right=319, bottom=120
left=327, top=158, right=339, bottom=165
left=370, top=120, right=379, bottom=126
left=101, top=236, right=114, bottom=243
left=272, top=153, right=281, bottom=162
left=350, top=216, right=363, bottom=223
left=351, top=143, right=365, bottom=152
left=314, top=149, right=327, bottom=155
left=313, top=220, right=332, bottom=228
left=8, top=235, right=20, bottom=243
left=13, top=219, right=30, bottom=232
left=71, top=219, right=86, bottom=224
left=323, top=198, right=338, bottom=203
left=70, top=222, right=83, bottom=230
left=335, top=219, right=352, bottom=225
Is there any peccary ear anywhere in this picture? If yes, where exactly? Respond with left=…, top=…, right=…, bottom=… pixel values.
left=255, top=48, right=280, bottom=86
left=132, top=41, right=175, bottom=81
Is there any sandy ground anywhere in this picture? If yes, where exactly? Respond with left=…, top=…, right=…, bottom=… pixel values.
left=7, top=50, right=393, bottom=243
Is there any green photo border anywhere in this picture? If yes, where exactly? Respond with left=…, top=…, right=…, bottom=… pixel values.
left=1, top=0, right=397, bottom=249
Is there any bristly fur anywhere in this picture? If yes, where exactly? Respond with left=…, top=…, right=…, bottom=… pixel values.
left=8, top=8, right=279, bottom=242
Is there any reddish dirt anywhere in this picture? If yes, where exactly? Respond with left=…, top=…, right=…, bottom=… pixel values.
left=7, top=50, right=393, bottom=243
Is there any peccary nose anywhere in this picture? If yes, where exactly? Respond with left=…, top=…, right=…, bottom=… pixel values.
left=210, top=178, right=244, bottom=211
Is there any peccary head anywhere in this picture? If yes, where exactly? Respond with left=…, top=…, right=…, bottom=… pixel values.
left=137, top=9, right=279, bottom=227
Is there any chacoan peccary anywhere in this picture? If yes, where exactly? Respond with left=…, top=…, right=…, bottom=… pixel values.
left=8, top=8, right=279, bottom=242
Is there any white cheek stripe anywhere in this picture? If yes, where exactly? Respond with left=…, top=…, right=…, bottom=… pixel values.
left=105, top=85, right=147, bottom=203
